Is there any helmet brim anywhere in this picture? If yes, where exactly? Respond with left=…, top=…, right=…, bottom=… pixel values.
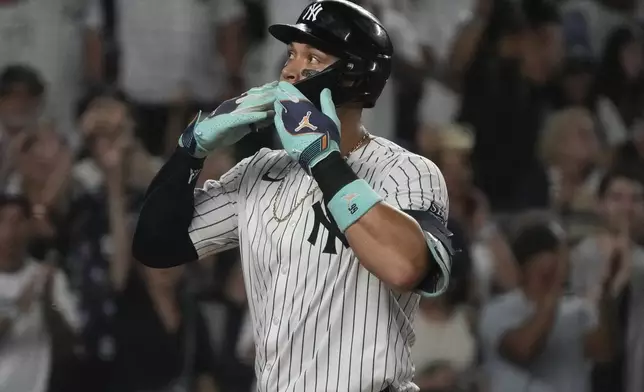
left=269, top=23, right=343, bottom=58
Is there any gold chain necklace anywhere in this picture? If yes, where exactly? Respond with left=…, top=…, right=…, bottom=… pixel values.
left=272, top=132, right=371, bottom=223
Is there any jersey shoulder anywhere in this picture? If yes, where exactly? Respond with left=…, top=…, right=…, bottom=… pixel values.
left=237, top=147, right=291, bottom=189
left=367, top=136, right=444, bottom=188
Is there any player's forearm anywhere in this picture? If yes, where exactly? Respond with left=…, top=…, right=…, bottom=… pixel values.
left=132, top=148, right=203, bottom=268
left=345, top=203, right=430, bottom=291
left=312, top=152, right=430, bottom=292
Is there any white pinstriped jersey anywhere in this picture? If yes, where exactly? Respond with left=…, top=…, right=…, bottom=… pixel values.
left=188, top=136, right=450, bottom=392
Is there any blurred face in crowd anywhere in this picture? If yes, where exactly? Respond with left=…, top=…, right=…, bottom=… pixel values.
left=81, top=96, right=134, bottom=161
left=17, top=129, right=64, bottom=185
left=523, top=245, right=567, bottom=292
left=522, top=24, right=564, bottom=83
left=561, top=70, right=594, bottom=106
left=0, top=83, right=41, bottom=134
left=600, top=177, right=644, bottom=232
left=620, top=39, right=643, bottom=81
left=438, top=149, right=472, bottom=199
left=0, top=204, right=29, bottom=271
left=556, top=114, right=599, bottom=168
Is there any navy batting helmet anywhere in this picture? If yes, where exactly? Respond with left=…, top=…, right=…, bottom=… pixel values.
left=269, top=0, right=393, bottom=109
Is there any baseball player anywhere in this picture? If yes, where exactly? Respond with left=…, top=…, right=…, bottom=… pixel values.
left=132, top=1, right=453, bottom=391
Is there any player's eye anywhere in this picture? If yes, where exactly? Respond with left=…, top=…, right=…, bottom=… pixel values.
left=308, top=55, right=320, bottom=65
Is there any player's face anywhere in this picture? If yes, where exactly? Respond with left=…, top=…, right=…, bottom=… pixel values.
left=280, top=42, right=339, bottom=84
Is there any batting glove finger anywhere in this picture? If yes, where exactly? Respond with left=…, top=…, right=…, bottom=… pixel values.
left=179, top=81, right=278, bottom=158
left=272, top=82, right=340, bottom=173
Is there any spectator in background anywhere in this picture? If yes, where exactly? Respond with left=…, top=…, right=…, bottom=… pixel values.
left=0, top=0, right=88, bottom=144
left=0, top=195, right=81, bottom=392
left=4, top=129, right=73, bottom=261
left=593, top=26, right=644, bottom=147
left=73, top=87, right=161, bottom=194
left=428, top=124, right=518, bottom=302
left=561, top=0, right=637, bottom=59
left=0, top=65, right=45, bottom=187
left=63, top=87, right=161, bottom=390
left=446, top=0, right=494, bottom=93
left=480, top=220, right=618, bottom=392
left=548, top=56, right=596, bottom=110
left=458, top=0, right=563, bottom=212
left=84, top=0, right=248, bottom=157
left=613, top=122, right=644, bottom=184
left=538, top=107, right=604, bottom=243
left=65, top=87, right=218, bottom=392
left=570, top=169, right=644, bottom=392
left=109, top=266, right=218, bottom=392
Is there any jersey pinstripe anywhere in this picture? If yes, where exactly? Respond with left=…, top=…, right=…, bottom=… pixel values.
left=188, top=136, right=450, bottom=392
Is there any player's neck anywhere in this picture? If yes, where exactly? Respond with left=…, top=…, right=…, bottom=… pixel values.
left=337, top=107, right=366, bottom=156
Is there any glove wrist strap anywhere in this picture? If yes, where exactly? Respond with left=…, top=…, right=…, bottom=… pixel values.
left=311, top=152, right=382, bottom=232
left=175, top=146, right=207, bottom=169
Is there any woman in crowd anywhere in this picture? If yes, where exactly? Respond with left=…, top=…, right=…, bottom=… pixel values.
left=538, top=106, right=605, bottom=243
left=431, top=124, right=518, bottom=303
left=594, top=26, right=644, bottom=147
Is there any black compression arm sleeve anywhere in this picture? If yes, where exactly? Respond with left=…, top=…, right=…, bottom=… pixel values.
left=132, top=148, right=204, bottom=268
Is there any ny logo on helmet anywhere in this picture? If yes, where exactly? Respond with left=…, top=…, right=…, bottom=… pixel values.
left=294, top=111, right=318, bottom=133
left=302, top=3, right=323, bottom=22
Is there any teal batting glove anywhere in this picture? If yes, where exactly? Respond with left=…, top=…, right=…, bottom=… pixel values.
left=272, top=81, right=341, bottom=173
left=179, top=81, right=277, bottom=158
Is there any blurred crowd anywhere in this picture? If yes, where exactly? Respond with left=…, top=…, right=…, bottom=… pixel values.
left=1, top=0, right=644, bottom=391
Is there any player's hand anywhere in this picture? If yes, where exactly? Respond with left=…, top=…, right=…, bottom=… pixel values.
left=272, top=81, right=341, bottom=173
left=179, top=81, right=278, bottom=158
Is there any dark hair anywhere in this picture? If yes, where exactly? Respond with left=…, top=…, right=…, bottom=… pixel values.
left=482, top=0, right=560, bottom=47
left=593, top=26, right=644, bottom=126
left=597, top=166, right=644, bottom=198
left=75, top=84, right=132, bottom=120
left=511, top=221, right=564, bottom=266
left=0, top=65, right=45, bottom=98
left=0, top=194, right=31, bottom=218
left=547, top=55, right=596, bottom=109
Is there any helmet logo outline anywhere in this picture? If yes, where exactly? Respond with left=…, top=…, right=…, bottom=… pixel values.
left=302, top=3, right=323, bottom=22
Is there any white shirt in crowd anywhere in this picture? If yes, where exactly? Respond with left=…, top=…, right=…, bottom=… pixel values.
left=0, top=0, right=87, bottom=140
left=0, top=260, right=81, bottom=392
left=85, top=0, right=245, bottom=104
left=480, top=290, right=597, bottom=392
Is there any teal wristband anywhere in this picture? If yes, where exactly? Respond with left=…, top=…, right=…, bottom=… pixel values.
left=327, top=179, right=382, bottom=232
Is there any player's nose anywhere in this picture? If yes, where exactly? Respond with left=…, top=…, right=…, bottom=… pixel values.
left=280, top=64, right=302, bottom=84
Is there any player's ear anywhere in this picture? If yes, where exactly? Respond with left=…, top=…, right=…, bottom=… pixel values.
left=320, top=88, right=340, bottom=129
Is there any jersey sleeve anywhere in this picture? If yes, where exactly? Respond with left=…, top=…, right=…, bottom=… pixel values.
left=379, top=154, right=451, bottom=297
left=188, top=156, right=250, bottom=258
